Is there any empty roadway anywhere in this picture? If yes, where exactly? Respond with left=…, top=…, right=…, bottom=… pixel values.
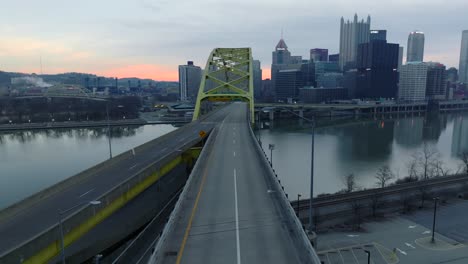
left=0, top=107, right=229, bottom=258
left=157, top=103, right=305, bottom=264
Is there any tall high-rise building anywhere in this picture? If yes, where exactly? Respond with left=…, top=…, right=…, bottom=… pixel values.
left=339, top=14, right=371, bottom=71
left=446, top=67, right=458, bottom=83
left=355, top=39, right=399, bottom=98
left=369, top=30, right=387, bottom=42
left=253, top=60, right=262, bottom=100
left=272, top=38, right=291, bottom=65
left=398, top=46, right=404, bottom=71
left=407, top=31, right=425, bottom=62
left=398, top=62, right=428, bottom=101
left=178, top=61, right=202, bottom=102
left=459, top=30, right=468, bottom=83
left=310, top=48, right=328, bottom=62
left=426, top=62, right=447, bottom=100
left=275, top=67, right=303, bottom=102
left=329, top=54, right=339, bottom=62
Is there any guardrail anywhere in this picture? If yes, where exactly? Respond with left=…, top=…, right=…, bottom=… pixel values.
left=247, top=117, right=322, bottom=263
left=148, top=126, right=219, bottom=263
left=0, top=107, right=226, bottom=263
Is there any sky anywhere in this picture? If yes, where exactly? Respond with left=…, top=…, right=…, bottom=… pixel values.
left=1, top=0, right=467, bottom=81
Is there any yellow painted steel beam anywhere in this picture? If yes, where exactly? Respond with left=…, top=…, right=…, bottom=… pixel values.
left=193, top=48, right=255, bottom=123
left=24, top=155, right=186, bottom=264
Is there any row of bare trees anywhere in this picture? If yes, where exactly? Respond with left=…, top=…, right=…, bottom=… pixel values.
left=342, top=143, right=468, bottom=193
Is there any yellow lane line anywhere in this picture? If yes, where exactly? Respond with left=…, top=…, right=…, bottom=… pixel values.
left=175, top=138, right=214, bottom=264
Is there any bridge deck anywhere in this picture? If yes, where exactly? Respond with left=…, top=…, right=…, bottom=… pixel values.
left=155, top=103, right=308, bottom=263
left=0, top=108, right=228, bottom=260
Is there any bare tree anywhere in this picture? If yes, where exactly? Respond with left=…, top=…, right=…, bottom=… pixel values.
left=418, top=142, right=439, bottom=180
left=406, top=157, right=419, bottom=180
left=375, top=165, right=395, bottom=188
left=461, top=152, right=468, bottom=175
left=433, top=159, right=451, bottom=177
left=342, top=173, right=357, bottom=193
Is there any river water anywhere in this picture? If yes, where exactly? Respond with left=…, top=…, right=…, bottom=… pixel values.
left=1, top=112, right=467, bottom=210
left=0, top=125, right=177, bottom=209
left=258, top=112, right=468, bottom=199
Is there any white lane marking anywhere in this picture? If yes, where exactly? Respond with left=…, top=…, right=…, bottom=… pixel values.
left=405, top=242, right=416, bottom=249
left=78, top=188, right=95, bottom=198
left=129, top=164, right=138, bottom=170
left=408, top=225, right=416, bottom=229
left=233, top=169, right=241, bottom=264
left=233, top=151, right=236, bottom=157
left=396, top=248, right=407, bottom=255
left=347, top=234, right=359, bottom=238
left=233, top=139, right=236, bottom=144
left=422, top=230, right=431, bottom=235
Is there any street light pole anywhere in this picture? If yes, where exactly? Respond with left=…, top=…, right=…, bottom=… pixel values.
left=432, top=197, right=440, bottom=243
left=297, top=194, right=302, bottom=216
left=309, top=118, right=315, bottom=232
left=59, top=200, right=101, bottom=264
left=106, top=102, right=112, bottom=159
left=364, top=250, right=370, bottom=264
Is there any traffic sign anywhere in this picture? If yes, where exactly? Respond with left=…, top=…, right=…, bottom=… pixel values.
left=199, top=130, right=207, bottom=138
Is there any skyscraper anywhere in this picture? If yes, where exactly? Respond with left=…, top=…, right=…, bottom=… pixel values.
left=253, top=60, right=262, bottom=100
left=272, top=38, right=291, bottom=65
left=178, top=61, right=202, bottom=102
left=426, top=62, right=447, bottom=100
left=459, top=30, right=468, bottom=83
left=329, top=54, right=339, bottom=62
left=407, top=31, right=425, bottom=62
left=398, top=46, right=404, bottom=71
left=339, top=14, right=371, bottom=71
left=369, top=30, right=387, bottom=42
left=310, top=48, right=328, bottom=62
left=398, top=62, right=428, bottom=101
left=355, top=39, right=399, bottom=98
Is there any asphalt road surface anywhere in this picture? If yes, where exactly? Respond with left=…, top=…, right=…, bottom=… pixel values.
left=0, top=107, right=229, bottom=257
left=158, top=103, right=302, bottom=264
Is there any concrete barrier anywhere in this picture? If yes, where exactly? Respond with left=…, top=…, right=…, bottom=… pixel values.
left=247, top=117, right=322, bottom=263
left=0, top=106, right=225, bottom=263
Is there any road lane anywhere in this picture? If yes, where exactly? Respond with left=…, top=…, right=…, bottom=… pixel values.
left=158, top=103, right=302, bottom=264
left=0, top=107, right=230, bottom=257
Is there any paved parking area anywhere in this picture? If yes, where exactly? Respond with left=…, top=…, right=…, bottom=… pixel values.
left=317, top=201, right=468, bottom=264
left=403, top=199, right=468, bottom=244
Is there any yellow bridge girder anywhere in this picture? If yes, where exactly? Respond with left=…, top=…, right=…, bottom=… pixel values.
left=193, top=48, right=254, bottom=123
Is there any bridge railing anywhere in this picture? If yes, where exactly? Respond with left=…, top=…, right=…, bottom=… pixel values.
left=0, top=107, right=226, bottom=263
left=246, top=116, right=322, bottom=263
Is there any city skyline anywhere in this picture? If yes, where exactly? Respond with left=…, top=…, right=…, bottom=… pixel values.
left=1, top=0, right=467, bottom=81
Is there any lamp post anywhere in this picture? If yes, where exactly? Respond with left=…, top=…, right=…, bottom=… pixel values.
left=280, top=107, right=316, bottom=233
left=59, top=200, right=101, bottom=264
left=297, top=194, right=302, bottom=216
left=268, top=144, right=275, bottom=166
left=432, top=197, right=440, bottom=243
left=106, top=102, right=112, bottom=159
left=364, top=250, right=370, bottom=264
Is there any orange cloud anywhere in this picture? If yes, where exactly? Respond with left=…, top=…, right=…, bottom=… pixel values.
left=98, top=64, right=178, bottom=81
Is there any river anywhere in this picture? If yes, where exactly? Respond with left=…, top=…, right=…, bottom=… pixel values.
left=258, top=112, right=468, bottom=199
left=1, top=112, right=467, bottom=210
left=0, top=124, right=177, bottom=209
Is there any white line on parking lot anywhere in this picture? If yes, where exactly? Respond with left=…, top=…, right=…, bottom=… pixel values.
left=396, top=248, right=407, bottom=255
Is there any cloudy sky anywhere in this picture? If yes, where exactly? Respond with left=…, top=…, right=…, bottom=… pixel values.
left=1, top=0, right=467, bottom=81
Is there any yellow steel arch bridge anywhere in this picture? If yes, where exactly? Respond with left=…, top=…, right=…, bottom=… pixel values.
left=193, top=48, right=254, bottom=123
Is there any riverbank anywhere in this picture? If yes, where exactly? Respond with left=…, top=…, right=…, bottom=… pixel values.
left=0, top=119, right=187, bottom=131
